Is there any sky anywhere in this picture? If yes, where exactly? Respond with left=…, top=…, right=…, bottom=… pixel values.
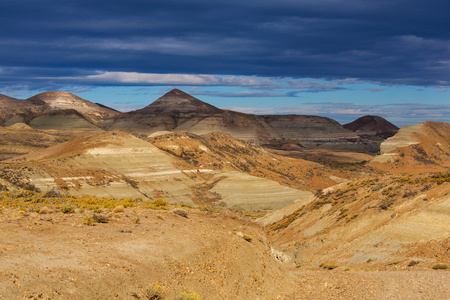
left=0, top=0, right=449, bottom=127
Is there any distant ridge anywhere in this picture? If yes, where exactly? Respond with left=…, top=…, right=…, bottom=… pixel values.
left=0, top=89, right=398, bottom=151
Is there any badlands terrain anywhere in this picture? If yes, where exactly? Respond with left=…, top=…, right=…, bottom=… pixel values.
left=0, top=89, right=448, bottom=299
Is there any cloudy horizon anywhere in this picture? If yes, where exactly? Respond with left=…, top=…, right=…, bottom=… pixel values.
left=1, top=0, right=449, bottom=127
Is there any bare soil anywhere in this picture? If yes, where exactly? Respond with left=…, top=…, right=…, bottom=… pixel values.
left=0, top=207, right=293, bottom=299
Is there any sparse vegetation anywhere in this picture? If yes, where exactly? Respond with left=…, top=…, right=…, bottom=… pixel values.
left=320, top=263, right=338, bottom=270
left=173, top=208, right=189, bottom=218
left=93, top=214, right=109, bottom=223
left=146, top=198, right=169, bottom=210
left=243, top=234, right=254, bottom=242
left=61, top=206, right=74, bottom=214
left=133, top=217, right=140, bottom=224
left=432, top=264, right=448, bottom=270
left=83, top=215, right=94, bottom=226
left=132, top=284, right=166, bottom=300
left=175, top=291, right=202, bottom=300
left=113, top=205, right=125, bottom=213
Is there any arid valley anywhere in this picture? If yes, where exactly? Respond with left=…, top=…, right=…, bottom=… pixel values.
left=0, top=90, right=448, bottom=299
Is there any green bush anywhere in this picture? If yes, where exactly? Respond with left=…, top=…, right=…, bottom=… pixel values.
left=432, top=264, right=448, bottom=270
left=61, top=206, right=74, bottom=214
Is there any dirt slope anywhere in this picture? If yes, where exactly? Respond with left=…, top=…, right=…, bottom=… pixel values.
left=1, top=131, right=318, bottom=211
left=0, top=207, right=293, bottom=299
left=370, top=121, right=450, bottom=173
left=149, top=131, right=344, bottom=191
left=265, top=173, right=450, bottom=269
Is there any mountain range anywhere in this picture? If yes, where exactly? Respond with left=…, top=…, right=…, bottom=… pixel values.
left=0, top=89, right=399, bottom=152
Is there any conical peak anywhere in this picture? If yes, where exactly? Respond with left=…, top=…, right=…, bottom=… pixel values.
left=141, top=89, right=222, bottom=114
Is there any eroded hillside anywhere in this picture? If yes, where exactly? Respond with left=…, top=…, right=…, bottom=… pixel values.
left=370, top=121, right=450, bottom=173
left=265, top=172, right=450, bottom=269
left=149, top=131, right=345, bottom=191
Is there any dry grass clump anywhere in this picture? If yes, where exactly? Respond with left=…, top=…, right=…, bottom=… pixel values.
left=113, top=205, right=125, bottom=213
left=38, top=206, right=54, bottom=214
left=93, top=214, right=109, bottom=223
left=83, top=215, right=95, bottom=226
left=131, top=284, right=166, bottom=300
left=320, top=263, right=338, bottom=270
left=175, top=291, right=202, bottom=300
left=172, top=208, right=189, bottom=218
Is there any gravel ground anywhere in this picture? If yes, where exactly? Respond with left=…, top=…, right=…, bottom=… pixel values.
left=287, top=270, right=449, bottom=300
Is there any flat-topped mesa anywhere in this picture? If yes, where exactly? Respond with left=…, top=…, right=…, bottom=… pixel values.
left=344, top=115, right=399, bottom=139
left=138, top=89, right=223, bottom=114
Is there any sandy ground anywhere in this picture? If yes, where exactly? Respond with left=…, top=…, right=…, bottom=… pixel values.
left=0, top=207, right=293, bottom=299
left=1, top=206, right=448, bottom=299
left=287, top=270, right=449, bottom=300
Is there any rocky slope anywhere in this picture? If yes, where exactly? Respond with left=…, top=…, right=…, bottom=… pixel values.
left=370, top=121, right=450, bottom=173
left=1, top=131, right=326, bottom=211
left=264, top=173, right=450, bottom=270
left=0, top=205, right=293, bottom=299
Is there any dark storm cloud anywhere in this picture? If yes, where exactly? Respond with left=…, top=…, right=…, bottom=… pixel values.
left=0, top=0, right=449, bottom=88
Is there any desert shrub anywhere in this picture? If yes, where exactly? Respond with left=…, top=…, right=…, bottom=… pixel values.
left=173, top=208, right=188, bottom=218
left=146, top=198, right=169, bottom=210
left=379, top=197, right=396, bottom=210
left=198, top=205, right=220, bottom=212
left=0, top=183, right=8, bottom=192
left=408, top=260, right=419, bottom=267
left=93, top=214, right=109, bottom=223
left=61, top=206, right=74, bottom=214
left=271, top=206, right=305, bottom=230
left=93, top=206, right=103, bottom=213
left=123, top=176, right=139, bottom=189
left=132, top=284, right=166, bottom=300
left=175, top=291, right=202, bottom=300
left=113, top=205, right=125, bottom=213
left=19, top=182, right=40, bottom=193
left=430, top=172, right=450, bottom=184
left=146, top=284, right=166, bottom=300
left=133, top=217, right=140, bottom=224
left=39, top=206, right=53, bottom=214
left=320, top=263, right=338, bottom=270
left=44, top=189, right=62, bottom=198
left=243, top=234, right=254, bottom=242
left=432, top=264, right=448, bottom=270
left=83, top=215, right=94, bottom=226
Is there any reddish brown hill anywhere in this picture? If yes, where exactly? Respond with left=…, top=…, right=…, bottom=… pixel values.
left=344, top=115, right=399, bottom=139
